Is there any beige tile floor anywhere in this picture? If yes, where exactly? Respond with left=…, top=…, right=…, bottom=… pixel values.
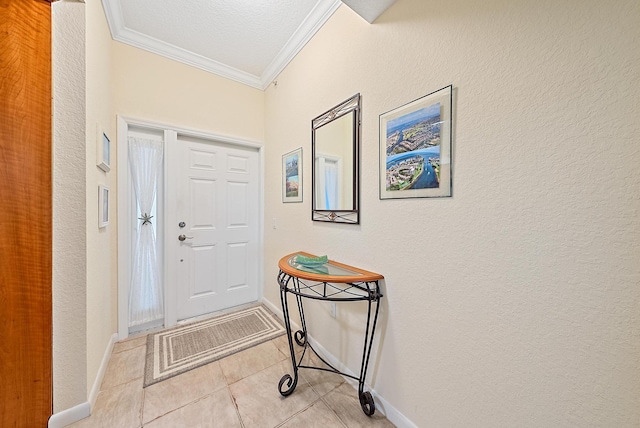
left=69, top=332, right=395, bottom=428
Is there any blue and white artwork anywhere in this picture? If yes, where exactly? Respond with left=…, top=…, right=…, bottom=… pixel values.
left=285, top=153, right=299, bottom=197
left=385, top=102, right=441, bottom=191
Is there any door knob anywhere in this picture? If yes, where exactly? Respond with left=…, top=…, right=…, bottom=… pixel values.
left=178, top=234, right=194, bottom=241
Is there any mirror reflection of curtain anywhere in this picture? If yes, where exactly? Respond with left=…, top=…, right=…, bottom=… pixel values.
left=315, top=156, right=340, bottom=210
left=128, top=136, right=164, bottom=328
left=324, top=163, right=338, bottom=210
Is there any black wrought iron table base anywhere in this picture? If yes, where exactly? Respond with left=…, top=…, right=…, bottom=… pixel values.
left=277, top=269, right=382, bottom=416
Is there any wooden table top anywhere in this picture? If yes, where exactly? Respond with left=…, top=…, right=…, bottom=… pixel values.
left=278, top=251, right=384, bottom=283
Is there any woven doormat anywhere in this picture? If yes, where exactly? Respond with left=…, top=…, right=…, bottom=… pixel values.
left=144, top=305, right=285, bottom=387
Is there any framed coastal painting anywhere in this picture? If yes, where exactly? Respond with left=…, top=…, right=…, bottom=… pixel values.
left=379, top=85, right=452, bottom=199
left=282, top=148, right=302, bottom=203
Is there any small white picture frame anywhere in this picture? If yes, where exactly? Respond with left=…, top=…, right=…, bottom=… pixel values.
left=97, top=126, right=111, bottom=172
left=98, top=185, right=110, bottom=228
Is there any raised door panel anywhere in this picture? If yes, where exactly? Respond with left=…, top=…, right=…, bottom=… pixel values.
left=189, top=245, right=218, bottom=297
left=226, top=180, right=249, bottom=228
left=189, top=178, right=217, bottom=230
left=226, top=242, right=249, bottom=291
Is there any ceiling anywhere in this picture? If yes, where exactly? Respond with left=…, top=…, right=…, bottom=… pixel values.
left=101, top=0, right=395, bottom=90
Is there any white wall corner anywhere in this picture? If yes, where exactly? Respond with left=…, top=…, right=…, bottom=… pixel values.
left=100, top=0, right=125, bottom=38
left=260, top=0, right=342, bottom=89
left=89, top=333, right=118, bottom=407
left=52, top=0, right=89, bottom=413
left=341, top=0, right=396, bottom=23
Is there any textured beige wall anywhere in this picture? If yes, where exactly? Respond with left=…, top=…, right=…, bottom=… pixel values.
left=52, top=1, right=87, bottom=412
left=85, top=0, right=115, bottom=399
left=112, top=43, right=264, bottom=142
left=53, top=0, right=116, bottom=412
left=264, top=1, right=640, bottom=426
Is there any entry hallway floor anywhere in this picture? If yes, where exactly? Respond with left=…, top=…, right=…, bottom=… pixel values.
left=69, top=332, right=395, bottom=427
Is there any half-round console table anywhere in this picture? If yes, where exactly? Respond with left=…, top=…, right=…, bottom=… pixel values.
left=277, top=252, right=384, bottom=416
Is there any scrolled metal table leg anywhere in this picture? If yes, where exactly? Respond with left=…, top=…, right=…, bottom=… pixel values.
left=359, top=390, right=376, bottom=416
left=356, top=282, right=382, bottom=416
left=278, top=272, right=299, bottom=397
left=293, top=278, right=308, bottom=347
left=278, top=373, right=298, bottom=396
left=294, top=330, right=306, bottom=346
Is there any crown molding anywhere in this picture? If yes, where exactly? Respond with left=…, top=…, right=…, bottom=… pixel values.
left=101, top=0, right=341, bottom=91
left=117, top=27, right=263, bottom=89
left=260, top=0, right=342, bottom=89
left=101, top=0, right=262, bottom=89
left=101, top=0, right=124, bottom=36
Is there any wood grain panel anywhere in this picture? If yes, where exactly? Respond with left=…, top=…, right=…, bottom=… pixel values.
left=0, top=0, right=53, bottom=426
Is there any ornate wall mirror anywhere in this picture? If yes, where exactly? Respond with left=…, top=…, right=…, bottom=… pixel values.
left=312, top=94, right=360, bottom=224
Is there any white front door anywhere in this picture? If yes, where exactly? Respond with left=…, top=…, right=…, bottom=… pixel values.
left=166, top=134, right=260, bottom=321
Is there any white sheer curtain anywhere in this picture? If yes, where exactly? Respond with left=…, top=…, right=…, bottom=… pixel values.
left=324, top=166, right=338, bottom=210
left=128, top=136, right=164, bottom=327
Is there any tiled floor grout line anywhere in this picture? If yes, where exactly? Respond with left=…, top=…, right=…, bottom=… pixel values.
left=273, top=396, right=322, bottom=428
left=100, top=375, right=144, bottom=395
left=82, top=330, right=393, bottom=427
left=269, top=359, right=345, bottom=428
left=226, top=385, right=246, bottom=428
left=304, top=370, right=349, bottom=428
left=131, top=339, right=291, bottom=427
left=319, top=394, right=349, bottom=428
left=141, top=383, right=230, bottom=426
left=139, top=385, right=145, bottom=427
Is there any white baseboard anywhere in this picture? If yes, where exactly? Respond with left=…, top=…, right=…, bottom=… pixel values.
left=262, top=297, right=417, bottom=428
left=89, top=333, right=118, bottom=408
left=376, top=395, right=419, bottom=428
left=48, top=401, right=90, bottom=428
left=262, top=297, right=301, bottom=332
left=262, top=297, right=285, bottom=322
left=48, top=333, right=117, bottom=428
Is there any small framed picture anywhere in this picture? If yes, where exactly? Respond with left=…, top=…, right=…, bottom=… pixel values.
left=282, top=148, right=302, bottom=203
left=379, top=85, right=453, bottom=199
left=97, top=126, right=111, bottom=172
left=98, top=185, right=110, bottom=228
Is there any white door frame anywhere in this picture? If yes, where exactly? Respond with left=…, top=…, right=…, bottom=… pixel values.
left=117, top=115, right=265, bottom=340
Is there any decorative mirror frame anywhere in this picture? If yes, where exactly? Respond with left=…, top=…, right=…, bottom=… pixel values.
left=311, top=93, right=360, bottom=224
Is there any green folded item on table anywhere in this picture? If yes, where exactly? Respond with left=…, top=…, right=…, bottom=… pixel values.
left=300, top=265, right=329, bottom=275
left=295, top=254, right=328, bottom=266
